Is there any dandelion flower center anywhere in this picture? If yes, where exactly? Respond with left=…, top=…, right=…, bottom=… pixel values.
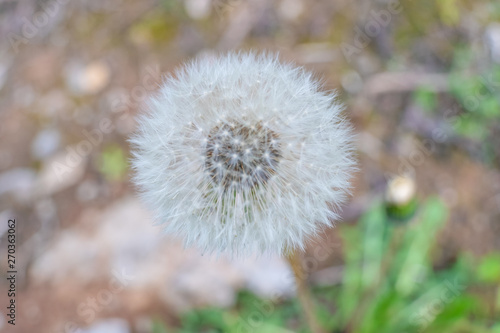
left=205, top=121, right=281, bottom=191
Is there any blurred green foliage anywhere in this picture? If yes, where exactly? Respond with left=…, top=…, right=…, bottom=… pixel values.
left=413, top=87, right=438, bottom=114
left=151, top=197, right=500, bottom=333
left=448, top=50, right=500, bottom=143
left=98, top=144, right=128, bottom=181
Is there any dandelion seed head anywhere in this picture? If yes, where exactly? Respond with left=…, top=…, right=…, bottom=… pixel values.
left=131, top=52, right=356, bottom=256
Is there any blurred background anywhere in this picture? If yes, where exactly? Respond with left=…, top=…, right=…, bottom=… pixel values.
left=1, top=0, right=500, bottom=332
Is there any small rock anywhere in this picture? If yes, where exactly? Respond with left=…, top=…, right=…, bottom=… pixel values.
left=357, top=132, right=383, bottom=160
left=72, top=105, right=95, bottom=126
left=485, top=23, right=500, bottom=63
left=30, top=229, right=100, bottom=284
left=184, top=0, right=212, bottom=19
left=13, top=85, right=36, bottom=108
left=81, top=318, right=130, bottom=333
left=115, top=114, right=136, bottom=135
left=0, top=168, right=36, bottom=202
left=35, top=148, right=87, bottom=197
left=341, top=70, right=363, bottom=95
left=38, top=89, right=74, bottom=118
left=355, top=54, right=381, bottom=76
left=65, top=60, right=111, bottom=95
left=0, top=57, right=12, bottom=91
left=34, top=198, right=57, bottom=223
left=76, top=179, right=101, bottom=202
left=133, top=316, right=152, bottom=333
left=0, top=210, right=14, bottom=238
left=278, top=0, right=304, bottom=21
left=170, top=257, right=242, bottom=310
left=0, top=150, right=13, bottom=170
left=31, top=128, right=61, bottom=160
left=440, top=187, right=458, bottom=207
left=233, top=256, right=294, bottom=298
left=24, top=301, right=42, bottom=324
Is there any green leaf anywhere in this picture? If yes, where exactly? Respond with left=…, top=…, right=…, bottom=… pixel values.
left=437, top=0, right=460, bottom=26
left=337, top=224, right=364, bottom=326
left=479, top=97, right=500, bottom=119
left=414, top=87, right=437, bottom=113
left=395, top=198, right=448, bottom=295
left=430, top=294, right=477, bottom=328
left=179, top=308, right=227, bottom=332
left=360, top=203, right=387, bottom=288
left=453, top=118, right=488, bottom=141
left=476, top=253, right=500, bottom=283
left=99, top=145, right=128, bottom=181
left=492, top=323, right=500, bottom=333
left=358, top=289, right=406, bottom=333
left=152, top=319, right=169, bottom=333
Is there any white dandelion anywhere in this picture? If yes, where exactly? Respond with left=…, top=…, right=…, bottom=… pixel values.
left=131, top=52, right=356, bottom=257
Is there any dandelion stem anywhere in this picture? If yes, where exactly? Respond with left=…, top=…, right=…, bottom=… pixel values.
left=286, top=250, right=327, bottom=333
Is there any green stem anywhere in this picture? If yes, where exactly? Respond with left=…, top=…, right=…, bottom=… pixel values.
left=286, top=250, right=327, bottom=333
